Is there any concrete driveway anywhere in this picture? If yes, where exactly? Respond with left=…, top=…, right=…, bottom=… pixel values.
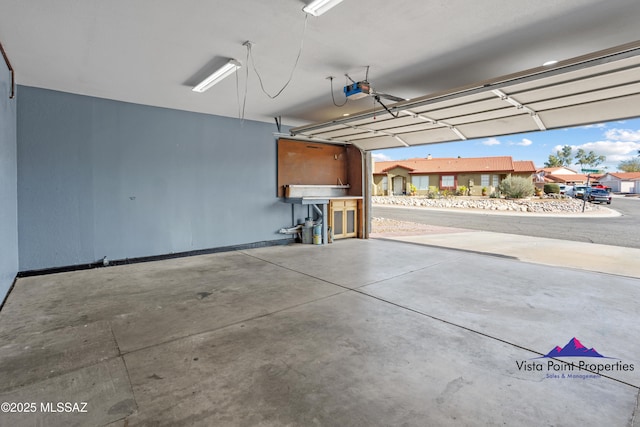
left=1, top=238, right=638, bottom=426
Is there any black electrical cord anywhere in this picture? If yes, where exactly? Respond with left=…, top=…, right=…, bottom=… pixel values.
left=329, top=76, right=348, bottom=107
left=375, top=95, right=399, bottom=118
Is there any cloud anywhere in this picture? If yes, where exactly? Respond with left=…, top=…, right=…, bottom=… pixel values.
left=580, top=123, right=607, bottom=129
left=510, top=138, right=533, bottom=146
left=372, top=153, right=392, bottom=162
left=550, top=126, right=640, bottom=166
left=603, top=128, right=640, bottom=142
left=482, top=138, right=501, bottom=146
left=553, top=141, right=640, bottom=163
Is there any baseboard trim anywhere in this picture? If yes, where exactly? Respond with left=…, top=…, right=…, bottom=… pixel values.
left=0, top=275, right=18, bottom=312
left=16, top=238, right=294, bottom=278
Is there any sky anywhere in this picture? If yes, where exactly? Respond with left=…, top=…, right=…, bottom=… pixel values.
left=372, top=117, right=640, bottom=172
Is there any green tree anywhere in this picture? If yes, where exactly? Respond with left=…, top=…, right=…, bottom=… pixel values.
left=557, top=145, right=574, bottom=167
left=544, top=154, right=562, bottom=168
left=618, top=158, right=640, bottom=172
left=575, top=148, right=605, bottom=170
left=544, top=145, right=573, bottom=168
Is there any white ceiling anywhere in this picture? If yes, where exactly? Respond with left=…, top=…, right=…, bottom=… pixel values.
left=1, top=0, right=639, bottom=129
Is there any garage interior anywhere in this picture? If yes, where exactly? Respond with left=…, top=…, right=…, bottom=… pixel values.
left=1, top=1, right=640, bottom=425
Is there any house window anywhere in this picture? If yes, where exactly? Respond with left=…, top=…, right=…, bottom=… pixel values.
left=441, top=175, right=455, bottom=189
left=412, top=175, right=430, bottom=190
left=481, top=174, right=490, bottom=188
left=380, top=176, right=388, bottom=191
left=492, top=175, right=500, bottom=186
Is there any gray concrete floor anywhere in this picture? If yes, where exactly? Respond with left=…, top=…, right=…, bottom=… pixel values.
left=1, top=238, right=639, bottom=426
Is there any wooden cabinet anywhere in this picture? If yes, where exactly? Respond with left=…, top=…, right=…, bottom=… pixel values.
left=330, top=199, right=358, bottom=239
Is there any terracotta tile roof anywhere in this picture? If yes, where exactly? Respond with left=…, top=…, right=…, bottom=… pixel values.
left=513, top=160, right=536, bottom=173
left=374, top=156, right=519, bottom=174
left=606, top=172, right=640, bottom=180
left=379, top=163, right=416, bottom=173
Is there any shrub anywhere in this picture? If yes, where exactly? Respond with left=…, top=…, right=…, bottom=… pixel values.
left=427, top=189, right=439, bottom=199
left=498, top=176, right=534, bottom=199
left=544, top=183, right=560, bottom=194
left=457, top=185, right=468, bottom=196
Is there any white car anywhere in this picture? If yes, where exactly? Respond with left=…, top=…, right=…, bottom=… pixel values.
left=573, top=185, right=589, bottom=199
left=564, top=186, right=576, bottom=197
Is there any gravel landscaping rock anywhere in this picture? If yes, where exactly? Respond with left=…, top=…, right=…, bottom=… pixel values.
left=372, top=195, right=602, bottom=213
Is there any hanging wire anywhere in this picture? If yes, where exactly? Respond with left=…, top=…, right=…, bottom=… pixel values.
left=329, top=76, right=348, bottom=107
left=247, top=13, right=308, bottom=99
left=236, top=66, right=241, bottom=119
left=238, top=45, right=251, bottom=121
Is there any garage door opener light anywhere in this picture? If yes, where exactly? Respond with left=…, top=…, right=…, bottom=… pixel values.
left=192, top=59, right=241, bottom=93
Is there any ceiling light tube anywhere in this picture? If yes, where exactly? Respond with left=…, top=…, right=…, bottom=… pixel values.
left=192, top=59, right=241, bottom=93
left=303, top=0, right=344, bottom=16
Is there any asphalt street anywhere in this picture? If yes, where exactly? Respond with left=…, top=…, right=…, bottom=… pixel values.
left=372, top=196, right=640, bottom=249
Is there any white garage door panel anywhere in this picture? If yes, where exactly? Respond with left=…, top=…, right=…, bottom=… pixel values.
left=506, top=55, right=640, bottom=96
left=348, top=136, right=403, bottom=150
left=402, top=128, right=470, bottom=145
left=456, top=116, right=540, bottom=140
left=311, top=127, right=370, bottom=139
left=291, top=42, right=640, bottom=150
left=538, top=93, right=640, bottom=128
left=513, top=67, right=640, bottom=105
left=445, top=108, right=527, bottom=126
left=409, top=91, right=497, bottom=114
left=530, top=82, right=640, bottom=112
left=416, top=98, right=508, bottom=121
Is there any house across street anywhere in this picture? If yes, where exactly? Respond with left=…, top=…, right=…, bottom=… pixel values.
left=372, top=156, right=536, bottom=196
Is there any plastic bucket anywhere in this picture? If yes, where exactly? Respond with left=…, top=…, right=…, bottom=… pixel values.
left=301, top=226, right=313, bottom=244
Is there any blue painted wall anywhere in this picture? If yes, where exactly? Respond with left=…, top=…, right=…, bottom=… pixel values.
left=0, top=62, right=18, bottom=302
left=17, top=86, right=293, bottom=271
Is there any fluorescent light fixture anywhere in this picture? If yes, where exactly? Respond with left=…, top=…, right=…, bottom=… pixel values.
left=303, top=0, right=344, bottom=16
left=192, top=59, right=241, bottom=93
left=542, top=60, right=558, bottom=67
